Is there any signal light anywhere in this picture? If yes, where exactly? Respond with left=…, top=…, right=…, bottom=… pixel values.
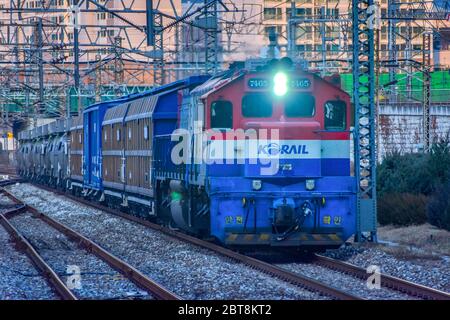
left=273, top=72, right=288, bottom=97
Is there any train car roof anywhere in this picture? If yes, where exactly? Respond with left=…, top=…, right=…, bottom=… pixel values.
left=84, top=75, right=210, bottom=114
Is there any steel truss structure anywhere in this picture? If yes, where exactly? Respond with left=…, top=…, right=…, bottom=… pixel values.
left=352, top=0, right=377, bottom=241
left=0, top=0, right=225, bottom=124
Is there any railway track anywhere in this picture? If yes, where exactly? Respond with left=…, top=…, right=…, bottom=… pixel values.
left=0, top=178, right=23, bottom=188
left=50, top=185, right=450, bottom=300
left=6, top=181, right=450, bottom=300
left=312, top=254, right=450, bottom=300
left=26, top=182, right=361, bottom=300
left=0, top=187, right=180, bottom=300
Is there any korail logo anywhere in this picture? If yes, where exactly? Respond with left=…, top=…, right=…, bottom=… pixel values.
left=367, top=4, right=381, bottom=30
left=258, top=143, right=309, bottom=156
left=259, top=143, right=282, bottom=156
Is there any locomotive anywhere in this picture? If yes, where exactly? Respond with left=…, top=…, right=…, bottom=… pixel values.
left=17, top=59, right=356, bottom=250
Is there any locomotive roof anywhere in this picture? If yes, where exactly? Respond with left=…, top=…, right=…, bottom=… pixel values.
left=196, top=68, right=350, bottom=100
left=103, top=94, right=160, bottom=125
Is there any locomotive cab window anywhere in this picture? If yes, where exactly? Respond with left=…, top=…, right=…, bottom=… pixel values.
left=242, top=94, right=272, bottom=118
left=210, top=100, right=233, bottom=129
left=324, top=100, right=346, bottom=131
left=284, top=93, right=315, bottom=117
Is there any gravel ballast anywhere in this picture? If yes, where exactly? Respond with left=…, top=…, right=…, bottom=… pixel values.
left=0, top=193, right=17, bottom=214
left=324, top=245, right=450, bottom=293
left=6, top=183, right=325, bottom=300
left=0, top=221, right=58, bottom=300
left=9, top=212, right=152, bottom=300
left=278, top=262, right=414, bottom=300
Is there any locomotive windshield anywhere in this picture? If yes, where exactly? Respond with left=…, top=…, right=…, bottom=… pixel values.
left=242, top=93, right=272, bottom=118
left=284, top=93, right=315, bottom=117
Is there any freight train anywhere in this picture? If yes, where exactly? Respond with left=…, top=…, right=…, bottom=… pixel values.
left=16, top=59, right=356, bottom=250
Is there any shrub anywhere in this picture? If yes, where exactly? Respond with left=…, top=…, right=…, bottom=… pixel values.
left=427, top=182, right=450, bottom=231
left=428, top=133, right=450, bottom=186
left=376, top=133, right=450, bottom=227
left=377, top=152, right=434, bottom=196
left=378, top=193, right=428, bottom=226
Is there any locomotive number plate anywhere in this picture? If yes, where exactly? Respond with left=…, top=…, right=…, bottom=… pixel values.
left=247, top=78, right=312, bottom=89
left=248, top=78, right=269, bottom=89
left=290, top=78, right=311, bottom=89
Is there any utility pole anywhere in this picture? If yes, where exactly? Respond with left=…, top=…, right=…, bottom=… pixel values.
left=287, top=0, right=297, bottom=60
left=153, top=13, right=165, bottom=86
left=352, top=0, right=378, bottom=242
left=95, top=54, right=102, bottom=103
left=320, top=6, right=326, bottom=77
left=422, top=30, right=432, bottom=152
left=203, top=0, right=219, bottom=75
left=114, top=36, right=124, bottom=97
left=35, top=18, right=44, bottom=116
left=387, top=0, right=397, bottom=103
left=72, top=0, right=81, bottom=116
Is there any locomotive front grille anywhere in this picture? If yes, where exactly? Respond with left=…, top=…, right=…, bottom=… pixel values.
left=274, top=204, right=294, bottom=228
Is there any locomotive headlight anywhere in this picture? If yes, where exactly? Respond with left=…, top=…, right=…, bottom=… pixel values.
left=273, top=72, right=288, bottom=97
left=305, top=179, right=315, bottom=191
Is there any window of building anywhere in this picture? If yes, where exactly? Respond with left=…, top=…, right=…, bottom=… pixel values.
left=242, top=94, right=272, bottom=118
left=264, top=8, right=282, bottom=20
left=324, top=100, right=346, bottom=131
left=285, top=94, right=315, bottom=117
left=116, top=129, right=121, bottom=141
left=210, top=100, right=233, bottom=129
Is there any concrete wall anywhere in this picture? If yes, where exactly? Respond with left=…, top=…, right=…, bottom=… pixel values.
left=378, top=104, right=450, bottom=159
